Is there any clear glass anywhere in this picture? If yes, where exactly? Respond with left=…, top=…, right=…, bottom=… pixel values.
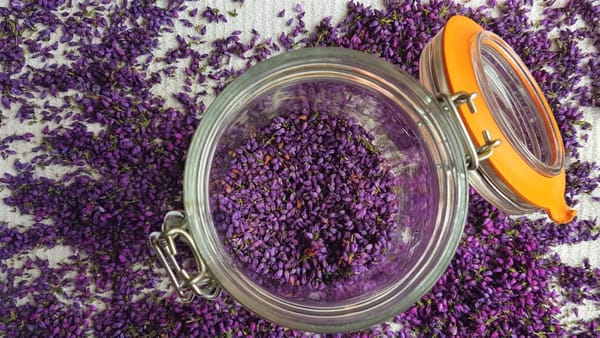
left=420, top=29, right=564, bottom=215
left=184, top=48, right=468, bottom=333
left=473, top=31, right=564, bottom=175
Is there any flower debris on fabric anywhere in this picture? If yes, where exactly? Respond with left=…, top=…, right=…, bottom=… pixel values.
left=0, top=0, right=598, bottom=337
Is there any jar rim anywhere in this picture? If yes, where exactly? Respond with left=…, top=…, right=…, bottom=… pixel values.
left=183, top=47, right=469, bottom=332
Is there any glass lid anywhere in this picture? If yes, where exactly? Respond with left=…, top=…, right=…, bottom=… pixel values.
left=420, top=15, right=575, bottom=224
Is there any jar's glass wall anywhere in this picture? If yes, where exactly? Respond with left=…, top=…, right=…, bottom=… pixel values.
left=473, top=32, right=564, bottom=176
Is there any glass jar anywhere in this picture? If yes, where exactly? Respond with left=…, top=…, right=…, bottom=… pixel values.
left=149, top=16, right=575, bottom=333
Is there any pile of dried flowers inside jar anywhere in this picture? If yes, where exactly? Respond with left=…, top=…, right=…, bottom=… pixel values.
left=215, top=109, right=399, bottom=290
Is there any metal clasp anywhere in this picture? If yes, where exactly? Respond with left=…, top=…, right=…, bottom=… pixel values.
left=149, top=211, right=222, bottom=302
left=437, top=92, right=502, bottom=170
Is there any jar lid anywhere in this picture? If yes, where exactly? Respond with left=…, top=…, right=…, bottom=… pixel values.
left=420, top=16, right=575, bottom=223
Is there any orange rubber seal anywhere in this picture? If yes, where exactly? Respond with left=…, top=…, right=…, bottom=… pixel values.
left=441, top=16, right=575, bottom=223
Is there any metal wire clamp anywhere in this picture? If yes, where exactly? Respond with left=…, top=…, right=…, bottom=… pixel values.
left=437, top=91, right=502, bottom=170
left=149, top=211, right=222, bottom=302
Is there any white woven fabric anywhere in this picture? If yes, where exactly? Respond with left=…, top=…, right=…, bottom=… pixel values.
left=0, top=0, right=597, bottom=327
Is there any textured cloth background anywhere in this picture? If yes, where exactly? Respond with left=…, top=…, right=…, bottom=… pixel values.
left=0, top=0, right=598, bottom=328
